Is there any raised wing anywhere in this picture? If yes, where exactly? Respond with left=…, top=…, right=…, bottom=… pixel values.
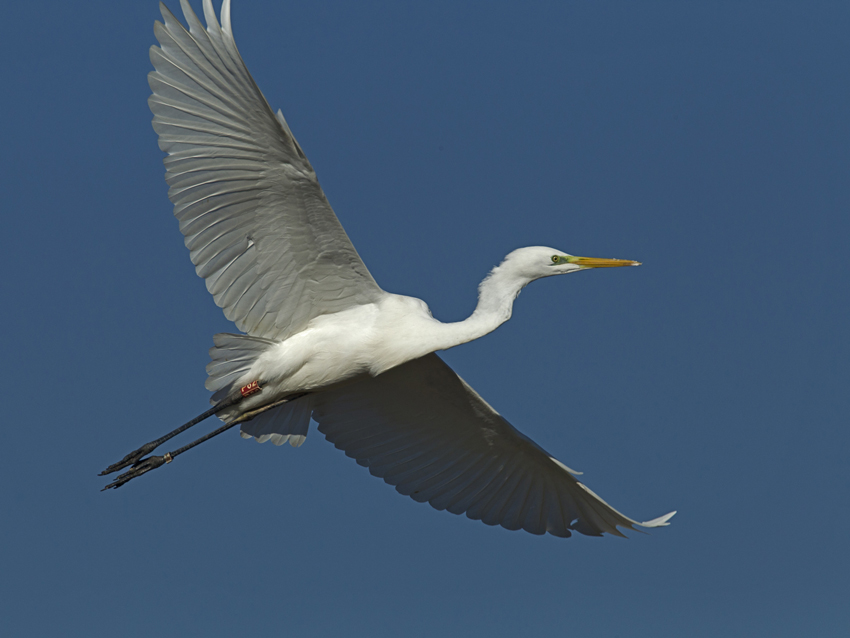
left=312, top=354, right=674, bottom=538
left=149, top=0, right=384, bottom=341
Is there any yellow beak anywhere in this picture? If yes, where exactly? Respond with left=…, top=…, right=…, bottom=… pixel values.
left=567, top=256, right=642, bottom=268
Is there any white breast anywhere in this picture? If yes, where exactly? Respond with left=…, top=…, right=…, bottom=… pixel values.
left=242, top=294, right=439, bottom=398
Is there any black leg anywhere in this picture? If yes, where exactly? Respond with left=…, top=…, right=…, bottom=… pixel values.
left=99, top=392, right=244, bottom=476
left=100, top=393, right=308, bottom=490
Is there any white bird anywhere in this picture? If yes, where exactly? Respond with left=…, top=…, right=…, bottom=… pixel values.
left=102, top=0, right=675, bottom=539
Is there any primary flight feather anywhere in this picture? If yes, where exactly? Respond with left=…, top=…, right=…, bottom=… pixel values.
left=102, top=0, right=675, bottom=539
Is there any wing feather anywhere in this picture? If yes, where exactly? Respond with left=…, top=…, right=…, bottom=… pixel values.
left=425, top=455, right=494, bottom=511
left=397, top=450, right=480, bottom=503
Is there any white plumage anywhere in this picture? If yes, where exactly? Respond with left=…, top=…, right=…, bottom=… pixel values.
left=138, top=0, right=675, bottom=538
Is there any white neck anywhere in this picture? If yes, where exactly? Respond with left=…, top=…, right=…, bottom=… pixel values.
left=428, top=259, right=530, bottom=351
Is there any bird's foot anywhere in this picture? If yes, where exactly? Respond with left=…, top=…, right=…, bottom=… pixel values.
left=99, top=441, right=162, bottom=476
left=100, top=453, right=173, bottom=490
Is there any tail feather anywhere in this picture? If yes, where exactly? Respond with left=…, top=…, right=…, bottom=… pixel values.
left=206, top=332, right=313, bottom=446
left=240, top=394, right=315, bottom=447
left=206, top=332, right=276, bottom=401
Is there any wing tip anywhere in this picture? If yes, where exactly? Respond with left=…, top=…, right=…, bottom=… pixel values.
left=222, top=0, right=233, bottom=35
left=637, top=510, right=677, bottom=528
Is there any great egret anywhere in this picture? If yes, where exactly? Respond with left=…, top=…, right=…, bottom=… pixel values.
left=101, top=0, right=675, bottom=539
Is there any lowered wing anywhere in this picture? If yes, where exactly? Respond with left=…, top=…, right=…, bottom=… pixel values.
left=313, top=354, right=675, bottom=538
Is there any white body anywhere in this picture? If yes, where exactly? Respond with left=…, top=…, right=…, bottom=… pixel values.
left=250, top=296, right=436, bottom=396
left=239, top=255, right=528, bottom=403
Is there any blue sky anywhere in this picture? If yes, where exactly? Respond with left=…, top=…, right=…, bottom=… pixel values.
left=2, top=1, right=848, bottom=636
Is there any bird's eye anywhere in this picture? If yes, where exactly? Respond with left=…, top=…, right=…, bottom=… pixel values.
left=551, top=255, right=559, bottom=263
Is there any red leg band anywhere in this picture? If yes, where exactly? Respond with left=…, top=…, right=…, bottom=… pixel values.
left=240, top=381, right=261, bottom=398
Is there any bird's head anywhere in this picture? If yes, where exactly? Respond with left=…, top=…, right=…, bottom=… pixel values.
left=501, top=246, right=641, bottom=283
